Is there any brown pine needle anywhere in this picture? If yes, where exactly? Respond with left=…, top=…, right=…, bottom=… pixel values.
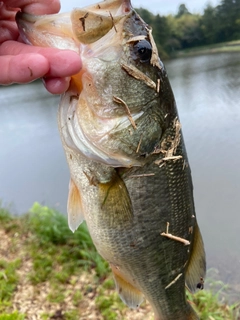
left=130, top=173, right=155, bottom=178
left=165, top=273, right=183, bottom=289
left=136, top=135, right=143, bottom=153
left=161, top=222, right=190, bottom=246
left=113, top=96, right=137, bottom=129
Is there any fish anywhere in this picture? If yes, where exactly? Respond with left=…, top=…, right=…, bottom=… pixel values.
left=16, top=0, right=206, bottom=319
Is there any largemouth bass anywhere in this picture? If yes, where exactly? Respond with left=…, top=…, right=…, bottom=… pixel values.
left=16, top=1, right=206, bottom=319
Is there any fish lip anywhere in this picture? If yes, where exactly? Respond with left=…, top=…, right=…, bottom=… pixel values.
left=16, top=11, right=36, bottom=24
left=15, top=11, right=33, bottom=45
left=122, top=0, right=132, bottom=13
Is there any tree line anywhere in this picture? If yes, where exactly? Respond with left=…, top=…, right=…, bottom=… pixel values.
left=136, top=0, right=240, bottom=58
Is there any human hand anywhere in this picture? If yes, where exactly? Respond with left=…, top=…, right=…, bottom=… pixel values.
left=0, top=0, right=82, bottom=94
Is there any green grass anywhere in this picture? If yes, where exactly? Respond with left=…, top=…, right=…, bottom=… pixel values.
left=187, top=278, right=240, bottom=320
left=0, top=259, right=21, bottom=312
left=96, top=291, right=125, bottom=320
left=0, top=205, right=12, bottom=223
left=72, top=290, right=83, bottom=306
left=0, top=312, right=25, bottom=320
left=25, top=202, right=109, bottom=285
left=188, top=290, right=238, bottom=320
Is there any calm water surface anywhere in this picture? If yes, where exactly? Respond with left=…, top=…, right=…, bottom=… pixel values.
left=1, top=52, right=240, bottom=297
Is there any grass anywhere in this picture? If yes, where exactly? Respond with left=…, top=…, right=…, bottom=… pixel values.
left=188, top=284, right=239, bottom=320
left=0, top=259, right=21, bottom=312
left=0, top=312, right=25, bottom=320
left=0, top=203, right=239, bottom=319
left=24, top=202, right=109, bottom=283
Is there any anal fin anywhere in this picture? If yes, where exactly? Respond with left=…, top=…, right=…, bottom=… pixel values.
left=111, top=265, right=144, bottom=309
left=185, top=222, right=206, bottom=293
left=67, top=178, right=84, bottom=232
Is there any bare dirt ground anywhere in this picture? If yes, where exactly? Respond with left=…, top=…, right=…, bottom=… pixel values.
left=0, top=228, right=154, bottom=320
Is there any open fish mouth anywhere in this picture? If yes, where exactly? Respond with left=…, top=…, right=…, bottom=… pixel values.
left=16, top=0, right=132, bottom=49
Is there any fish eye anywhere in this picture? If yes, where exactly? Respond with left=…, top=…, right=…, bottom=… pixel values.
left=134, top=40, right=152, bottom=63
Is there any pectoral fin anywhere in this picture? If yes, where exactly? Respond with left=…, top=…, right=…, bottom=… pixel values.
left=67, top=178, right=85, bottom=232
left=111, top=265, right=144, bottom=309
left=99, top=171, right=133, bottom=227
left=185, top=222, right=206, bottom=292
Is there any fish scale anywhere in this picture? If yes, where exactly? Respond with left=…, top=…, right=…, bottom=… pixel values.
left=16, top=0, right=206, bottom=319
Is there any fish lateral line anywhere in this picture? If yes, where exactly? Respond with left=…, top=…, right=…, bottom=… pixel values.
left=161, top=222, right=190, bottom=246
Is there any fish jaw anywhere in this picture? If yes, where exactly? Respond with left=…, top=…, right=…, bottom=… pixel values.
left=15, top=11, right=78, bottom=51
left=70, top=0, right=132, bottom=44
left=15, top=0, right=132, bottom=50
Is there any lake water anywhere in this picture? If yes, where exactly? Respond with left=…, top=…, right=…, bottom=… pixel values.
left=1, top=52, right=240, bottom=300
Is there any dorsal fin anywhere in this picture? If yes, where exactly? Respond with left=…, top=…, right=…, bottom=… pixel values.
left=67, top=178, right=85, bottom=232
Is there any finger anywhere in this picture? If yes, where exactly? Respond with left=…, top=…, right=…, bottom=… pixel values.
left=44, top=50, right=82, bottom=78
left=0, top=2, right=18, bottom=20
left=0, top=53, right=49, bottom=84
left=0, top=41, right=82, bottom=78
left=2, top=0, right=61, bottom=14
left=42, top=76, right=71, bottom=94
left=0, top=21, right=19, bottom=43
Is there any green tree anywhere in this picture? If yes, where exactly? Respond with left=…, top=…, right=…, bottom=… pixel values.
left=135, top=7, right=155, bottom=25
left=176, top=4, right=190, bottom=17
left=215, top=0, right=240, bottom=41
left=201, top=5, right=218, bottom=44
left=152, top=14, right=170, bottom=57
left=135, top=0, right=240, bottom=57
left=135, top=8, right=171, bottom=58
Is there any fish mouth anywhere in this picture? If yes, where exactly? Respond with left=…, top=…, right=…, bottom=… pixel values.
left=16, top=10, right=79, bottom=51
left=16, top=0, right=133, bottom=50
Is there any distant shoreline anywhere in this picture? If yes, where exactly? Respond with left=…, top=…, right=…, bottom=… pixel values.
left=173, top=40, right=240, bottom=58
